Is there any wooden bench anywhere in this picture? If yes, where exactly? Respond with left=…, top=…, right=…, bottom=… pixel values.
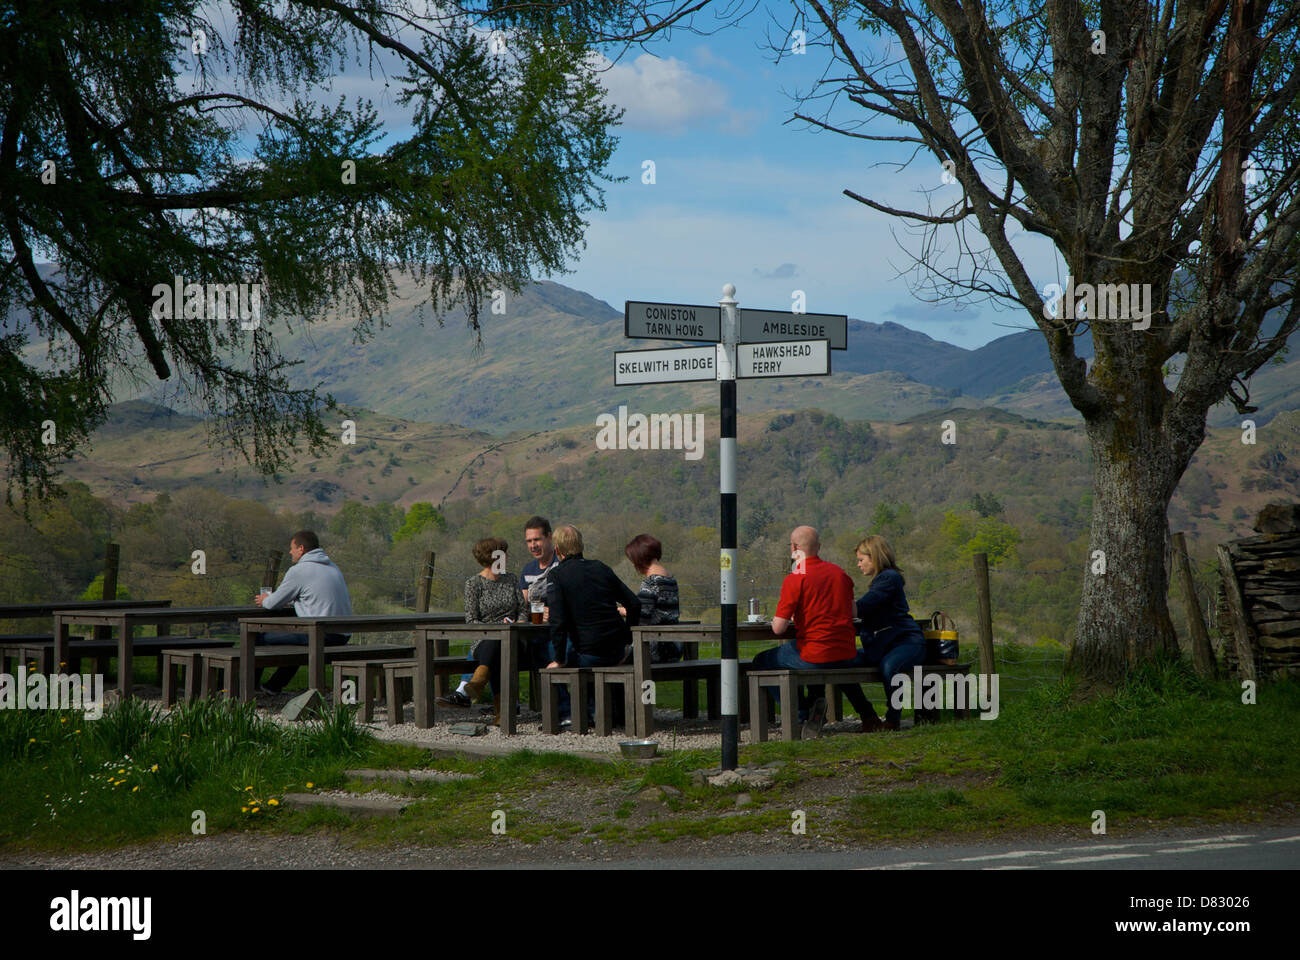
left=748, top=663, right=974, bottom=742
left=380, top=655, right=483, bottom=726
left=162, top=644, right=236, bottom=706
left=540, top=668, right=592, bottom=735
left=621, top=658, right=758, bottom=738
left=203, top=643, right=417, bottom=699
left=7, top=635, right=215, bottom=678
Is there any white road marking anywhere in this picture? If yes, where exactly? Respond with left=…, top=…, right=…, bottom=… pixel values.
left=1173, top=834, right=1255, bottom=844
left=856, top=861, right=932, bottom=870
left=955, top=850, right=1056, bottom=862
left=1053, top=853, right=1150, bottom=864
left=1262, top=835, right=1300, bottom=844
left=984, top=864, right=1041, bottom=870
left=1155, top=843, right=1249, bottom=855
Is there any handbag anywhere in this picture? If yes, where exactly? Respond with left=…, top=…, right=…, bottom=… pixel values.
left=922, top=611, right=959, bottom=665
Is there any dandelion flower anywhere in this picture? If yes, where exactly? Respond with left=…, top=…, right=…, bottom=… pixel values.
left=251, top=807, right=260, bottom=813
left=241, top=806, right=248, bottom=813
left=118, top=769, right=125, bottom=774
left=306, top=782, right=314, bottom=788
left=74, top=729, right=81, bottom=734
left=132, top=786, right=140, bottom=793
left=28, top=738, right=35, bottom=743
left=151, top=764, right=158, bottom=773
left=268, top=798, right=279, bottom=806
left=245, top=786, right=253, bottom=791
left=60, top=717, right=68, bottom=724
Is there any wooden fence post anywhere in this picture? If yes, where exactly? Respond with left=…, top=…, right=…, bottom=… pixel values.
left=415, top=551, right=435, bottom=613
left=972, top=552, right=996, bottom=676
left=1216, top=545, right=1257, bottom=682
left=261, top=550, right=283, bottom=591
left=102, top=543, right=120, bottom=601
left=1171, top=532, right=1216, bottom=678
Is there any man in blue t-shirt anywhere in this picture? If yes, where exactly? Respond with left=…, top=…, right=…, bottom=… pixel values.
left=518, top=515, right=560, bottom=607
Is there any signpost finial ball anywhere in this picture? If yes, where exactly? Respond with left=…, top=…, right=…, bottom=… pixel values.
left=722, top=283, right=736, bottom=297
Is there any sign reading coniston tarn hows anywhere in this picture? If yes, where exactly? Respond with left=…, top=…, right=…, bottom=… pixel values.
left=737, top=339, right=830, bottom=378
left=625, top=301, right=722, bottom=342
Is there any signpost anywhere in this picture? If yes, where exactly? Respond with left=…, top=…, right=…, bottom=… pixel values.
left=625, top=301, right=721, bottom=342
left=737, top=339, right=830, bottom=378
left=615, top=345, right=718, bottom=385
left=614, top=289, right=847, bottom=771
left=738, top=309, right=848, bottom=350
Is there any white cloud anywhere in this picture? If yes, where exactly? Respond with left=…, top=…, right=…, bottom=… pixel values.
left=595, top=53, right=741, bottom=135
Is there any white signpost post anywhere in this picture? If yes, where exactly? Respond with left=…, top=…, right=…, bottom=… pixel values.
left=614, top=289, right=847, bottom=770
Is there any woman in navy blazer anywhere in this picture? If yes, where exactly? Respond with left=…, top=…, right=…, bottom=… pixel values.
left=853, top=535, right=926, bottom=730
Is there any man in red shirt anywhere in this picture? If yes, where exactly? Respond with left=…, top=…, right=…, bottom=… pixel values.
left=753, top=525, right=870, bottom=737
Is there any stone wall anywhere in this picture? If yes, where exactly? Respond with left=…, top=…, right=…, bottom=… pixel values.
left=1217, top=503, right=1300, bottom=679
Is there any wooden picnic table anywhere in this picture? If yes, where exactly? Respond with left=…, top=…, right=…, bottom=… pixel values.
left=0, top=599, right=172, bottom=620
left=53, top=605, right=290, bottom=696
left=628, top=622, right=780, bottom=733
left=237, top=613, right=463, bottom=701
left=412, top=622, right=551, bottom=734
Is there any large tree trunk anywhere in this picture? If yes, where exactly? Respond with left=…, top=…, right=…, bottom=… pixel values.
left=1069, top=399, right=1187, bottom=686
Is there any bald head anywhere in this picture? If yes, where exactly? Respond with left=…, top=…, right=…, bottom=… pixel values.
left=790, top=525, right=820, bottom=558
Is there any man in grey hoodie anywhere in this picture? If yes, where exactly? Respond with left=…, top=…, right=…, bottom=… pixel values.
left=252, top=530, right=354, bottom=693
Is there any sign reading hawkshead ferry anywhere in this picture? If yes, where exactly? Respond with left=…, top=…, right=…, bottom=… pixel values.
left=737, top=339, right=830, bottom=378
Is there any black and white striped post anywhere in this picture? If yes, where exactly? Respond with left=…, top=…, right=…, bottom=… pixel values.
left=717, top=283, right=740, bottom=770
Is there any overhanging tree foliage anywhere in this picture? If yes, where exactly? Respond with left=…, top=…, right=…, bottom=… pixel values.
left=0, top=0, right=704, bottom=505
left=780, top=0, right=1300, bottom=683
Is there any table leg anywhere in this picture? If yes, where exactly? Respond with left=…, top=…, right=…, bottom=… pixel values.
left=308, top=625, right=326, bottom=693
left=239, top=624, right=257, bottom=703
left=749, top=674, right=767, bottom=743
left=433, top=635, right=450, bottom=700
left=118, top=617, right=133, bottom=697
left=53, top=616, right=70, bottom=679
left=415, top=635, right=433, bottom=728
left=500, top=628, right=516, bottom=736
left=632, top=631, right=653, bottom=738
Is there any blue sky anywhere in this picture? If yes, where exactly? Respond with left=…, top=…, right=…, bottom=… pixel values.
left=562, top=8, right=1055, bottom=349
left=182, top=2, right=1066, bottom=350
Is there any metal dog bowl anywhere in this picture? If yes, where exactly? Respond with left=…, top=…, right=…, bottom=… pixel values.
left=619, top=739, right=659, bottom=759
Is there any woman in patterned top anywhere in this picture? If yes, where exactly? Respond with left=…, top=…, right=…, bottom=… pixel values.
left=438, top=537, right=525, bottom=720
left=625, top=533, right=682, bottom=663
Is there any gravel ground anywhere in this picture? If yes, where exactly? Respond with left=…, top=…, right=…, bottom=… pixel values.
left=140, top=685, right=873, bottom=754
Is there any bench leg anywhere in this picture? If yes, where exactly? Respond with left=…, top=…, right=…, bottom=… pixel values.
left=573, top=675, right=590, bottom=736
left=749, top=675, right=767, bottom=743
left=163, top=657, right=178, bottom=707
left=183, top=655, right=201, bottom=702
left=594, top=679, right=613, bottom=737
left=781, top=675, right=799, bottom=742
left=683, top=676, right=699, bottom=719
left=384, top=670, right=401, bottom=727
left=541, top=677, right=559, bottom=734
left=825, top=684, right=842, bottom=722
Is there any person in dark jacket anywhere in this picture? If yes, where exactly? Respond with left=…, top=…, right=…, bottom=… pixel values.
left=544, top=525, right=641, bottom=727
left=853, top=535, right=926, bottom=731
left=624, top=533, right=681, bottom=663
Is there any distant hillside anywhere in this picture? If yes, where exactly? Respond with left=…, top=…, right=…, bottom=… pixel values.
left=13, top=269, right=1298, bottom=431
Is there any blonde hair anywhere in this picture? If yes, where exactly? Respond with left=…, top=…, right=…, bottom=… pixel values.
left=855, top=534, right=902, bottom=586
left=554, top=525, right=584, bottom=557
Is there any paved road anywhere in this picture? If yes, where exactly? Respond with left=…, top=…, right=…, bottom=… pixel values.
left=495, top=826, right=1300, bottom=869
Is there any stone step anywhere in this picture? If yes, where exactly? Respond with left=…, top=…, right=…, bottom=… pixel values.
left=282, top=791, right=411, bottom=817
left=344, top=768, right=478, bottom=783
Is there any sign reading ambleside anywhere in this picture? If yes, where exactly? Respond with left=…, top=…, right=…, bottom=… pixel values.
left=737, top=339, right=831, bottom=378
left=625, top=301, right=722, bottom=342
left=615, top=345, right=718, bottom=385
left=738, top=309, right=847, bottom=350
